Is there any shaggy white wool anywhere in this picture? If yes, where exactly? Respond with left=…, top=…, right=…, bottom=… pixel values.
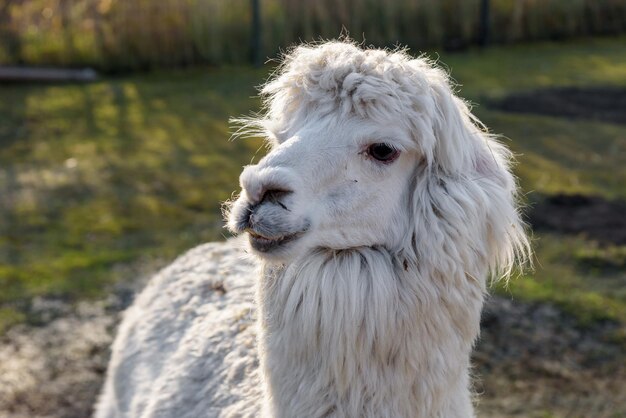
left=258, top=246, right=481, bottom=418
left=95, top=239, right=262, bottom=418
left=96, top=40, right=529, bottom=418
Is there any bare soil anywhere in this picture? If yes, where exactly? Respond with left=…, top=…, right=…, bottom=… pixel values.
left=476, top=297, right=626, bottom=418
left=529, top=193, right=626, bottom=246
left=490, top=86, right=626, bottom=125
left=1, top=293, right=623, bottom=418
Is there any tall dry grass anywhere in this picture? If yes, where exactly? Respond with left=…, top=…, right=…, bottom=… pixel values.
left=1, top=0, right=626, bottom=71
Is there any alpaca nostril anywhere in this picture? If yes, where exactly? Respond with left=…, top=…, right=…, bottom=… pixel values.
left=259, top=188, right=293, bottom=207
left=242, top=187, right=291, bottom=229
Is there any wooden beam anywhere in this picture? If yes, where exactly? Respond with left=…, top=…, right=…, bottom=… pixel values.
left=0, top=67, right=98, bottom=82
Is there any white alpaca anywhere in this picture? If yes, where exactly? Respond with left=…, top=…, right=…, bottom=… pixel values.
left=95, top=41, right=529, bottom=418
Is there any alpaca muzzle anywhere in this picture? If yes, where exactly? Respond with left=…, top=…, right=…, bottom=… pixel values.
left=229, top=190, right=310, bottom=256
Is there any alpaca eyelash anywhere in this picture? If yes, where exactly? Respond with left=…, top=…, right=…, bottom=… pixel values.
left=359, top=143, right=400, bottom=164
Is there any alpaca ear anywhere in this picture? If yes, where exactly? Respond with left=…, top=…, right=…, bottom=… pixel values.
left=428, top=79, right=478, bottom=175
left=410, top=74, right=531, bottom=279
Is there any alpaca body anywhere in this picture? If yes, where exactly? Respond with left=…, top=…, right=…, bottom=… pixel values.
left=95, top=240, right=263, bottom=418
left=95, top=239, right=481, bottom=418
left=97, top=40, right=528, bottom=418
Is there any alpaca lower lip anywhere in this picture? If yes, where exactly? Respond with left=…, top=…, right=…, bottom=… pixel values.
left=247, top=230, right=301, bottom=252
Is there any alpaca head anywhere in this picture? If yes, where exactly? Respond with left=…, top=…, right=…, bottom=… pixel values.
left=228, top=41, right=528, bottom=276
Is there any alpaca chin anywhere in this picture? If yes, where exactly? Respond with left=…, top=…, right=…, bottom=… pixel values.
left=257, top=246, right=483, bottom=418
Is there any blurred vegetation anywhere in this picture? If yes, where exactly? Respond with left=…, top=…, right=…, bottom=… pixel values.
left=1, top=36, right=626, bottom=335
left=0, top=67, right=266, bottom=332
left=1, top=0, right=626, bottom=71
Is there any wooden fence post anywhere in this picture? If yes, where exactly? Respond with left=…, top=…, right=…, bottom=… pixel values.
left=478, top=0, right=491, bottom=47
left=250, top=0, right=262, bottom=67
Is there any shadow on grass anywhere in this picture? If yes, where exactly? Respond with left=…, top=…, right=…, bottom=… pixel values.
left=0, top=67, right=268, bottom=331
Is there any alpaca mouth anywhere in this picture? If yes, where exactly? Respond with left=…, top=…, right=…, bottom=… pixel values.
left=246, top=229, right=302, bottom=252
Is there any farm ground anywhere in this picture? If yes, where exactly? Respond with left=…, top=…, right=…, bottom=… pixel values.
left=1, top=37, right=625, bottom=417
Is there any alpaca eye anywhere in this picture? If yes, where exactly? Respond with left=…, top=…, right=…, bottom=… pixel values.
left=367, top=143, right=399, bottom=163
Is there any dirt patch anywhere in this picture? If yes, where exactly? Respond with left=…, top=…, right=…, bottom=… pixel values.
left=490, top=87, right=626, bottom=125
left=0, top=280, right=143, bottom=418
left=475, top=297, right=626, bottom=418
left=0, top=292, right=623, bottom=418
left=0, top=303, right=115, bottom=418
left=529, top=193, right=626, bottom=246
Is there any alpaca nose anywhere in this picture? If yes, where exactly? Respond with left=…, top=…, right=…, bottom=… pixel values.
left=240, top=165, right=295, bottom=206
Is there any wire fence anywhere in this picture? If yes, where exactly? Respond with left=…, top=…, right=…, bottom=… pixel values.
left=1, top=0, right=626, bottom=71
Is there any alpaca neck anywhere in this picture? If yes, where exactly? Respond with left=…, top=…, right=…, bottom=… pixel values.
left=256, top=247, right=484, bottom=418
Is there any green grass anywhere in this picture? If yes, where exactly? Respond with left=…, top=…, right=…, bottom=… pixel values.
left=493, top=236, right=626, bottom=327
left=440, top=36, right=626, bottom=97
left=482, top=111, right=626, bottom=199
left=1, top=36, right=626, bottom=333
left=0, top=66, right=267, bottom=332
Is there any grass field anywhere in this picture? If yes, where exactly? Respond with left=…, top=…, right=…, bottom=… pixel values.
left=1, top=36, right=626, bottom=336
